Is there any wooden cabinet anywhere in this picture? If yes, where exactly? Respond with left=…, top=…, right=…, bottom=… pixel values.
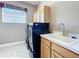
left=54, top=52, right=63, bottom=58
left=41, top=37, right=79, bottom=58
left=50, top=49, right=54, bottom=58
left=32, top=6, right=50, bottom=23
left=41, top=37, right=50, bottom=58
left=41, top=42, right=50, bottom=58
left=51, top=42, right=79, bottom=58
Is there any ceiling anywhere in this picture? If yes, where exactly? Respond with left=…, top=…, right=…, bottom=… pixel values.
left=23, top=1, right=40, bottom=6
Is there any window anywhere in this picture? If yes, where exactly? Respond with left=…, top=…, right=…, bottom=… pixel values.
left=2, top=8, right=26, bottom=23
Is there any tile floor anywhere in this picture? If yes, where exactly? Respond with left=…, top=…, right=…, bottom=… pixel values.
left=0, top=41, right=32, bottom=58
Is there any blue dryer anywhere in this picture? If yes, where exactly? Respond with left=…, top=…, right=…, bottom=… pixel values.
left=32, top=23, right=49, bottom=58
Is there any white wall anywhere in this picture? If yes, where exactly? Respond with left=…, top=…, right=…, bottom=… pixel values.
left=0, top=1, right=36, bottom=44
left=38, top=1, right=79, bottom=34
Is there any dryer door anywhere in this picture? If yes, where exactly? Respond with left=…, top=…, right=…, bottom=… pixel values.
left=28, top=25, right=33, bottom=52
left=28, top=26, right=32, bottom=43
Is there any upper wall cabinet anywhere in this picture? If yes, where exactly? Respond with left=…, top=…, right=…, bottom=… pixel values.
left=32, top=6, right=50, bottom=23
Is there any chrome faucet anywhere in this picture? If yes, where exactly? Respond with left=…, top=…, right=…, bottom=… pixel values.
left=59, top=23, right=65, bottom=36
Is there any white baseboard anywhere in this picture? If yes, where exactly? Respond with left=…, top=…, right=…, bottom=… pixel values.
left=0, top=40, right=25, bottom=47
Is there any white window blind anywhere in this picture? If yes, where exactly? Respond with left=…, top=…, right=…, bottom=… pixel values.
left=2, top=8, right=26, bottom=23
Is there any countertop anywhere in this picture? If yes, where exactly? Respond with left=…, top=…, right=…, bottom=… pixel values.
left=40, top=33, right=79, bottom=55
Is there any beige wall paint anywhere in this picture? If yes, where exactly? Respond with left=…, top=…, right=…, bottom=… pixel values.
left=38, top=1, right=79, bottom=34
left=0, top=1, right=36, bottom=44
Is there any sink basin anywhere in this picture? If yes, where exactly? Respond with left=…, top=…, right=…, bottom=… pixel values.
left=46, top=34, right=79, bottom=45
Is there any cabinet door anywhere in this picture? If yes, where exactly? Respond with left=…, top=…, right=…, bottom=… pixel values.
left=51, top=42, right=79, bottom=58
left=44, top=6, right=50, bottom=23
left=39, top=8, right=44, bottom=22
left=54, top=52, right=63, bottom=58
left=51, top=48, right=62, bottom=58
left=41, top=42, right=50, bottom=58
left=51, top=49, right=54, bottom=58
left=41, top=42, right=44, bottom=58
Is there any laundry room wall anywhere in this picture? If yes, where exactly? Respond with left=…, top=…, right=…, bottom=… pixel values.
left=0, top=1, right=36, bottom=44
left=38, top=1, right=79, bottom=34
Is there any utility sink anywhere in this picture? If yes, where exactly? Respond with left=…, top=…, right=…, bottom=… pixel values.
left=46, top=33, right=79, bottom=45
